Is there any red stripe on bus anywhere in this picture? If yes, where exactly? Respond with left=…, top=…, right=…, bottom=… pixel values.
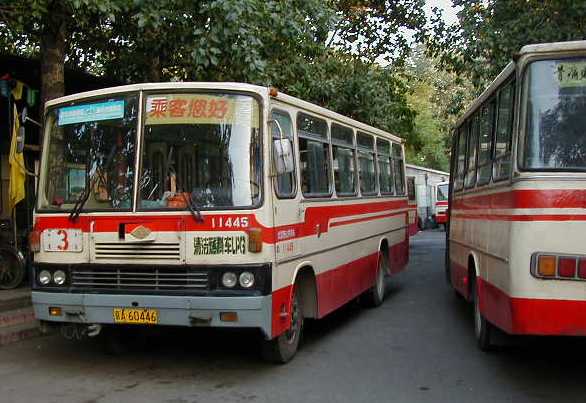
left=453, top=189, right=586, bottom=210
left=34, top=199, right=408, bottom=244
left=436, top=201, right=449, bottom=206
left=451, top=213, right=586, bottom=222
left=329, top=210, right=407, bottom=228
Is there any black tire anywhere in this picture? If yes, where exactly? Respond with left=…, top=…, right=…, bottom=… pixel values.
left=0, top=248, right=25, bottom=290
left=361, top=253, right=386, bottom=308
left=472, top=278, right=493, bottom=351
left=261, top=287, right=303, bottom=364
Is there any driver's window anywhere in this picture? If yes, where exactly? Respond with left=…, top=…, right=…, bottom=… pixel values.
left=271, top=110, right=296, bottom=198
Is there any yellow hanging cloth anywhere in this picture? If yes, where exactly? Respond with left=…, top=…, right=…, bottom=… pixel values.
left=11, top=81, right=24, bottom=100
left=9, top=105, right=25, bottom=211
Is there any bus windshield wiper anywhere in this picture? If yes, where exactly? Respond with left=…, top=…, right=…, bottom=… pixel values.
left=69, top=145, right=117, bottom=221
left=182, top=192, right=204, bottom=223
left=68, top=174, right=93, bottom=221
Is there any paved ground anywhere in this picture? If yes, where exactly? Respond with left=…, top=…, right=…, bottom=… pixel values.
left=2, top=230, right=586, bottom=403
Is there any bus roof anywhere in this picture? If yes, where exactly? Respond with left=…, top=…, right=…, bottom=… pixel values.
left=45, top=82, right=403, bottom=144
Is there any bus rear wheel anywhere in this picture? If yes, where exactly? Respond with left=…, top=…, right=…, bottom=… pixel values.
left=472, top=279, right=493, bottom=351
left=261, top=287, right=303, bottom=364
left=361, top=252, right=386, bottom=308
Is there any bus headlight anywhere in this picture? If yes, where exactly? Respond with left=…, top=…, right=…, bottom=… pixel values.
left=222, top=272, right=237, bottom=288
left=39, top=270, right=51, bottom=285
left=239, top=272, right=255, bottom=288
left=53, top=270, right=67, bottom=285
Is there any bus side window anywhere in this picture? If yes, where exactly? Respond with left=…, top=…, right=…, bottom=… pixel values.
left=477, top=100, right=496, bottom=186
left=271, top=110, right=296, bottom=198
left=357, top=132, right=377, bottom=196
left=454, top=126, right=467, bottom=191
left=493, top=80, right=515, bottom=181
left=331, top=123, right=357, bottom=196
left=297, top=112, right=331, bottom=197
left=391, top=143, right=405, bottom=195
left=377, top=138, right=393, bottom=195
left=464, top=113, right=480, bottom=189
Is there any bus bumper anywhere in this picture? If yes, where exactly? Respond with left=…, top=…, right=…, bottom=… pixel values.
left=32, top=291, right=273, bottom=339
left=479, top=279, right=586, bottom=336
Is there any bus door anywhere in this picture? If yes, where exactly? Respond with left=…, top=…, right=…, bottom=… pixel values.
left=270, top=110, right=302, bottom=262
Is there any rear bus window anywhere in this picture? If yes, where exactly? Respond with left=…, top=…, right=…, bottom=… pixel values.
left=331, top=123, right=357, bottom=196
left=357, top=132, right=377, bottom=195
left=377, top=138, right=393, bottom=194
left=391, top=143, right=405, bottom=195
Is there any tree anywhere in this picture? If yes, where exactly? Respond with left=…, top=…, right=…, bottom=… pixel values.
left=330, top=0, right=427, bottom=65
left=404, top=45, right=474, bottom=171
left=0, top=0, right=122, bottom=105
left=1, top=0, right=428, bottom=142
left=427, top=0, right=586, bottom=90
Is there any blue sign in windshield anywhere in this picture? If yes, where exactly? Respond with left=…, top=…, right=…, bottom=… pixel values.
left=58, top=100, right=125, bottom=126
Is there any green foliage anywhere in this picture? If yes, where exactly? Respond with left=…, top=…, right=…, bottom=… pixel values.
left=330, top=0, right=427, bottom=64
left=0, top=0, right=428, bottom=142
left=427, top=0, right=586, bottom=90
left=404, top=45, right=474, bottom=171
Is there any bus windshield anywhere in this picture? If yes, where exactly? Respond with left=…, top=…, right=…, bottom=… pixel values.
left=138, top=93, right=261, bottom=209
left=437, top=183, right=449, bottom=201
left=39, top=95, right=138, bottom=211
left=523, top=58, right=586, bottom=170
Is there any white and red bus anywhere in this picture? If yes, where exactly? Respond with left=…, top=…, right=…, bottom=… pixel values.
left=434, top=181, right=449, bottom=228
left=447, top=40, right=586, bottom=350
left=405, top=164, right=449, bottom=232
left=30, top=83, right=409, bottom=362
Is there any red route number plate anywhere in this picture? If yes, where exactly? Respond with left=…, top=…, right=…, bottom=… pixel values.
left=112, top=308, right=158, bottom=325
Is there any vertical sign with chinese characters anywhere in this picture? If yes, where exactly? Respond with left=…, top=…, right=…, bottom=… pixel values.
left=145, top=94, right=235, bottom=125
left=556, top=61, right=586, bottom=88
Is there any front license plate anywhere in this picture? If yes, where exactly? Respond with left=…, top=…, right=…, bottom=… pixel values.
left=112, top=308, right=159, bottom=325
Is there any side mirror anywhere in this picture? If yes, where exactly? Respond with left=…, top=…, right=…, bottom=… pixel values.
left=17, top=126, right=25, bottom=153
left=273, top=139, right=294, bottom=175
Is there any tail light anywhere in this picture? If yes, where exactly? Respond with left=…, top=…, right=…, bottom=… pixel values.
left=28, top=230, right=41, bottom=253
left=558, top=257, right=577, bottom=278
left=579, top=259, right=586, bottom=279
left=536, top=255, right=556, bottom=277
left=534, top=253, right=586, bottom=281
left=247, top=228, right=263, bottom=253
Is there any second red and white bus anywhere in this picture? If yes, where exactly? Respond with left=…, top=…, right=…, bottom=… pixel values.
left=447, top=40, right=586, bottom=349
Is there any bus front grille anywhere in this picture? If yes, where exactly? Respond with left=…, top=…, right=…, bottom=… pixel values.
left=70, top=267, right=208, bottom=290
left=93, top=242, right=181, bottom=261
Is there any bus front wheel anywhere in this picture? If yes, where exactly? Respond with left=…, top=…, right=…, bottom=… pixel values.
left=261, top=287, right=303, bottom=364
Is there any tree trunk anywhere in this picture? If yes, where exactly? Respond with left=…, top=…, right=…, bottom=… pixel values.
left=40, top=7, right=67, bottom=110
left=147, top=54, right=161, bottom=82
